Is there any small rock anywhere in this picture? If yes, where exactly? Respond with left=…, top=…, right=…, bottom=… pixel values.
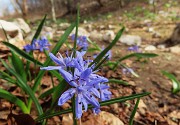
left=89, top=30, right=99, bottom=40
left=0, top=20, right=25, bottom=49
left=102, top=30, right=115, bottom=42
left=147, top=27, right=154, bottom=33
left=170, top=45, right=180, bottom=54
left=61, top=103, right=70, bottom=110
left=144, top=45, right=157, bottom=51
left=119, top=35, right=142, bottom=46
left=62, top=114, right=73, bottom=125
left=71, top=27, right=90, bottom=37
left=83, top=111, right=124, bottom=125
left=109, top=103, right=119, bottom=114
left=108, top=24, right=115, bottom=30
left=13, top=18, right=31, bottom=34
left=59, top=23, right=70, bottom=30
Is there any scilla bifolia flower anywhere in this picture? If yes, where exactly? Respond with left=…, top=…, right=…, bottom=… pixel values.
left=41, top=51, right=111, bottom=118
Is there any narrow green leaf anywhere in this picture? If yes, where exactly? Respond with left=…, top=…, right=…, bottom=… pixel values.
left=36, top=92, right=150, bottom=121
left=0, top=58, right=43, bottom=115
left=2, top=42, right=42, bottom=66
left=0, top=88, right=29, bottom=113
left=31, top=15, right=47, bottom=44
left=93, top=55, right=109, bottom=71
left=0, top=70, right=17, bottom=84
left=129, top=98, right=140, bottom=125
left=39, top=88, right=55, bottom=99
left=90, top=27, right=125, bottom=66
left=108, top=79, right=129, bottom=85
left=11, top=51, right=26, bottom=82
left=162, top=71, right=180, bottom=94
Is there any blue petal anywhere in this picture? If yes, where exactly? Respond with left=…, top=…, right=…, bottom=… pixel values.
left=90, top=88, right=100, bottom=98
left=49, top=53, right=65, bottom=66
left=82, top=98, right=88, bottom=112
left=75, top=94, right=83, bottom=119
left=92, top=107, right=101, bottom=114
left=40, top=66, right=62, bottom=70
left=83, top=92, right=100, bottom=108
left=58, top=68, right=78, bottom=87
left=58, top=88, right=76, bottom=105
left=80, top=68, right=92, bottom=81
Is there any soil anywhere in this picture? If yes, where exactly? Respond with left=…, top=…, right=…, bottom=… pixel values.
left=0, top=0, right=180, bottom=125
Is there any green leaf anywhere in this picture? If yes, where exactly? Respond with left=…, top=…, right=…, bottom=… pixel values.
left=0, top=58, right=43, bottom=115
left=90, top=27, right=125, bottom=66
left=31, top=15, right=47, bottom=45
left=39, top=88, right=55, bottom=99
left=0, top=70, right=17, bottom=85
left=36, top=92, right=150, bottom=121
left=108, top=79, right=129, bottom=85
left=162, top=71, right=180, bottom=94
left=93, top=55, right=109, bottom=71
left=0, top=88, right=29, bottom=113
left=11, top=51, right=26, bottom=82
left=2, top=42, right=42, bottom=66
left=129, top=98, right=140, bottom=125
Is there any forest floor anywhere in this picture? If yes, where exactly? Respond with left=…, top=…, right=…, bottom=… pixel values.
left=0, top=0, right=180, bottom=125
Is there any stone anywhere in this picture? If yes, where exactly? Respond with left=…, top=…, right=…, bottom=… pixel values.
left=89, top=30, right=103, bottom=41
left=71, top=27, right=90, bottom=37
left=102, top=30, right=115, bottom=42
left=62, top=114, right=73, bottom=125
left=13, top=18, right=31, bottom=34
left=170, top=45, right=180, bottom=54
left=0, top=20, right=25, bottom=49
left=59, top=23, right=70, bottom=30
left=83, top=111, right=124, bottom=125
left=119, top=35, right=142, bottom=46
left=147, top=27, right=154, bottom=33
left=144, top=45, right=157, bottom=51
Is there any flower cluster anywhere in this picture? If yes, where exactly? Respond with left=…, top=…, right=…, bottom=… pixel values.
left=24, top=37, right=51, bottom=52
left=41, top=51, right=111, bottom=118
left=71, top=34, right=88, bottom=51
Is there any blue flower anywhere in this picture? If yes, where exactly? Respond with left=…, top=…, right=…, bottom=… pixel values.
left=58, top=68, right=101, bottom=118
left=71, top=34, right=89, bottom=51
left=37, top=37, right=51, bottom=52
left=24, top=44, right=33, bottom=52
left=41, top=50, right=111, bottom=119
left=23, top=36, right=51, bottom=52
left=128, top=45, right=140, bottom=53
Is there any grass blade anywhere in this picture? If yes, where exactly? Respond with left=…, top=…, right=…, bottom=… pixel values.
left=90, top=27, right=125, bottom=66
left=11, top=51, right=27, bottom=82
left=0, top=88, right=29, bottom=113
left=162, top=71, right=180, bottom=94
left=129, top=98, right=140, bottom=125
left=31, top=15, right=47, bottom=44
left=108, top=79, right=129, bottom=85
